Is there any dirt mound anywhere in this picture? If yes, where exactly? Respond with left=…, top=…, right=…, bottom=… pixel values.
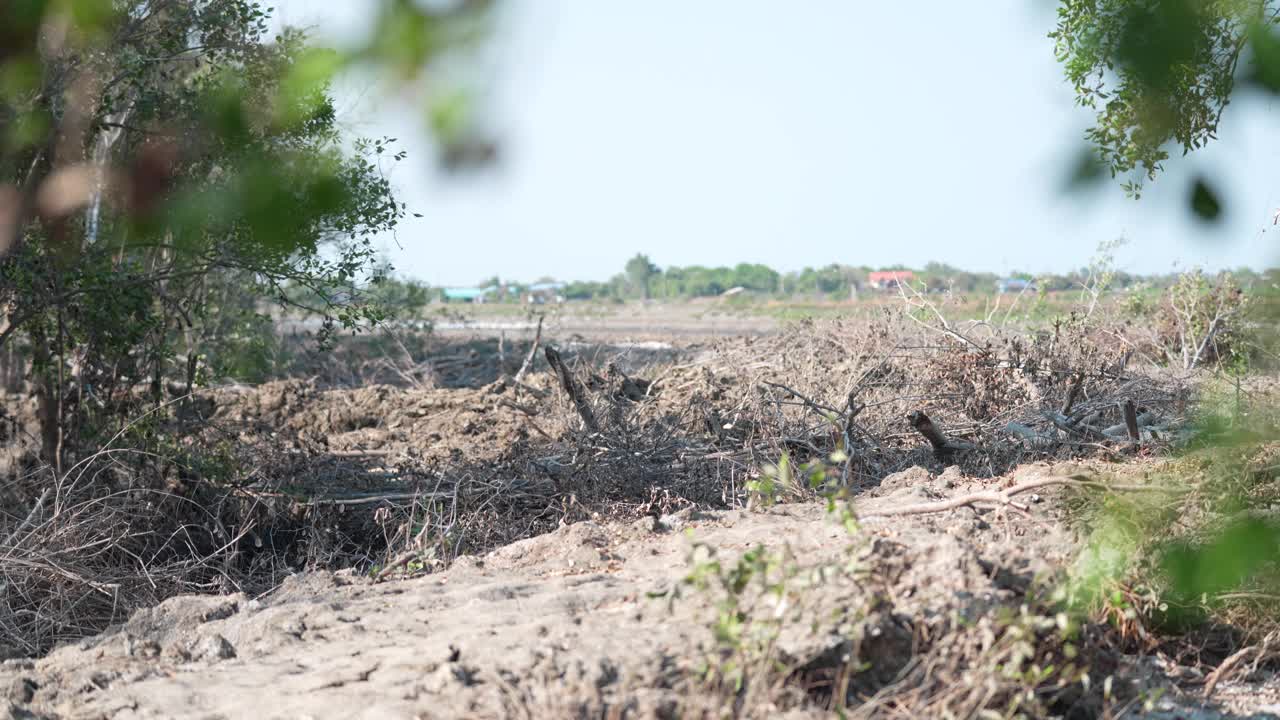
left=4, top=464, right=1276, bottom=719
left=209, top=378, right=544, bottom=465
left=0, top=314, right=1207, bottom=669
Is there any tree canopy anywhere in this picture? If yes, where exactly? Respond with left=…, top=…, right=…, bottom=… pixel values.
left=0, top=0, right=489, bottom=465
left=1052, top=0, right=1280, bottom=213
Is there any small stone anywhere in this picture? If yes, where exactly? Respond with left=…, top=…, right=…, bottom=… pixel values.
left=630, top=516, right=659, bottom=534
left=162, top=644, right=192, bottom=662
left=937, top=466, right=963, bottom=489
left=194, top=634, right=236, bottom=662
left=878, top=466, right=932, bottom=492
left=129, top=639, right=161, bottom=659
left=200, top=600, right=239, bottom=623
left=657, top=513, right=687, bottom=532
left=6, top=676, right=36, bottom=704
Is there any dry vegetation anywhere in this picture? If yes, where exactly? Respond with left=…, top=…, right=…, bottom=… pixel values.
left=1, top=281, right=1277, bottom=717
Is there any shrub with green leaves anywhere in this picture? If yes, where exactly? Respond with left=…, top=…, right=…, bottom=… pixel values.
left=0, top=2, right=440, bottom=464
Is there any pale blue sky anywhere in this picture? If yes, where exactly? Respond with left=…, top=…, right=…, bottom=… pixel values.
left=272, top=1, right=1279, bottom=286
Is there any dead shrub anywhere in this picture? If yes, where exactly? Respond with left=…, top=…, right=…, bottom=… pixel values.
left=1120, top=270, right=1253, bottom=370
left=0, top=306, right=1200, bottom=657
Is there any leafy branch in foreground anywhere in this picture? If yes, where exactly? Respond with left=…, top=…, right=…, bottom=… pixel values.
left=1052, top=0, right=1280, bottom=213
left=0, top=1, right=494, bottom=468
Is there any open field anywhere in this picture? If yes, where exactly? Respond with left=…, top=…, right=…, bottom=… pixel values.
left=408, top=289, right=1101, bottom=334
left=7, top=3, right=1280, bottom=718
left=2, top=298, right=1279, bottom=719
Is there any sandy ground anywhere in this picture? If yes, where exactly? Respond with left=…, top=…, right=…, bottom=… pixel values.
left=2, top=316, right=1276, bottom=719
left=282, top=300, right=784, bottom=342
left=4, top=463, right=1278, bottom=719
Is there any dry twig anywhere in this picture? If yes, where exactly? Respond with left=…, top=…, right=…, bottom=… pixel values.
left=514, top=314, right=544, bottom=384
left=1203, top=631, right=1279, bottom=700
left=545, top=345, right=599, bottom=433
left=861, top=474, right=1185, bottom=518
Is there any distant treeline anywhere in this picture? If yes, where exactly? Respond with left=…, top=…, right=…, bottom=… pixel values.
left=556, top=257, right=1276, bottom=302
left=347, top=257, right=1276, bottom=308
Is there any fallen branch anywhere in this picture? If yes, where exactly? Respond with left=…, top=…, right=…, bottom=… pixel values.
left=544, top=345, right=599, bottom=433
left=1203, top=631, right=1279, bottom=700
left=245, top=490, right=453, bottom=506
left=908, top=410, right=974, bottom=457
left=860, top=474, right=1186, bottom=519
left=1060, top=371, right=1084, bottom=415
left=896, top=280, right=988, bottom=353
left=761, top=380, right=843, bottom=418
left=2, top=487, right=50, bottom=548
left=285, top=448, right=393, bottom=458
left=1044, top=410, right=1107, bottom=440
left=1003, top=421, right=1050, bottom=445
left=1102, top=409, right=1155, bottom=439
left=1121, top=399, right=1140, bottom=443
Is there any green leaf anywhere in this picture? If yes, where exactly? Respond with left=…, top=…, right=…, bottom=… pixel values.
left=277, top=47, right=345, bottom=130
left=1189, top=177, right=1222, bottom=222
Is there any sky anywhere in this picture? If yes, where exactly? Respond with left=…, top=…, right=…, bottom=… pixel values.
left=270, top=1, right=1280, bottom=286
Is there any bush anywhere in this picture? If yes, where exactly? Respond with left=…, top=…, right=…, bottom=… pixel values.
left=1155, top=271, right=1251, bottom=370
left=1120, top=270, right=1253, bottom=370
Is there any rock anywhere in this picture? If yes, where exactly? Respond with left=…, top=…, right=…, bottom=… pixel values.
left=193, top=634, right=236, bottom=662
left=5, top=677, right=35, bottom=704
left=122, top=594, right=242, bottom=649
left=630, top=516, right=659, bottom=533
left=937, top=466, right=963, bottom=488
left=1, top=699, right=42, bottom=719
left=450, top=555, right=483, bottom=571
left=421, top=663, right=476, bottom=694
left=877, top=466, right=932, bottom=492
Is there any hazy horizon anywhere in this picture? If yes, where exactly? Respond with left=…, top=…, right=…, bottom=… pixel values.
left=271, top=1, right=1280, bottom=286
left=406, top=253, right=1274, bottom=291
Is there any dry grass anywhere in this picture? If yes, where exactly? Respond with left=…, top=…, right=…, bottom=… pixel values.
left=0, top=300, right=1248, bottom=683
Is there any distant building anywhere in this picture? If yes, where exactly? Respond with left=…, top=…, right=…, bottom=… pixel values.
left=443, top=285, right=499, bottom=303
left=442, top=284, right=524, bottom=303
left=524, top=281, right=566, bottom=304
left=996, top=278, right=1035, bottom=294
left=868, top=270, right=915, bottom=291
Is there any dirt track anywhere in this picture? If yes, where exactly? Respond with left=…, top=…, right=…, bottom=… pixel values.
left=4, top=464, right=1278, bottom=719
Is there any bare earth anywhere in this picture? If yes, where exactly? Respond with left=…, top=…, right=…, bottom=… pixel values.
left=3, top=315, right=1279, bottom=719
left=4, top=463, right=1278, bottom=719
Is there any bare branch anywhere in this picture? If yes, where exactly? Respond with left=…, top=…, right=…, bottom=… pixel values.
left=514, top=314, right=544, bottom=384
left=545, top=345, right=599, bottom=434
left=861, top=475, right=1185, bottom=519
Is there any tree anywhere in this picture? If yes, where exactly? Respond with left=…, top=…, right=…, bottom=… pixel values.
left=731, top=263, right=780, bottom=293
left=625, top=253, right=659, bottom=299
left=1050, top=0, right=1280, bottom=641
left=1052, top=0, right=1280, bottom=213
left=0, top=1, right=487, bottom=467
